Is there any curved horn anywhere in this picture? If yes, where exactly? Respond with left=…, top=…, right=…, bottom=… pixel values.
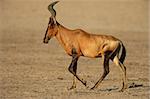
left=48, top=1, right=59, bottom=18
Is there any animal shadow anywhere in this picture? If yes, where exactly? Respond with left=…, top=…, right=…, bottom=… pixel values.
left=98, top=82, right=144, bottom=92
left=98, top=86, right=119, bottom=92
left=128, top=82, right=143, bottom=89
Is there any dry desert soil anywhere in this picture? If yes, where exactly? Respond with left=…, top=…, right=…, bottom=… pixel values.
left=0, top=0, right=149, bottom=99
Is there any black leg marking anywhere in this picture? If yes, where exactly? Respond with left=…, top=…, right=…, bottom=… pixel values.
left=91, top=54, right=110, bottom=89
left=68, top=48, right=86, bottom=86
left=68, top=55, right=78, bottom=76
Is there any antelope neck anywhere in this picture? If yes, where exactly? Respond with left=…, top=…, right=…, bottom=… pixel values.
left=55, top=25, right=70, bottom=49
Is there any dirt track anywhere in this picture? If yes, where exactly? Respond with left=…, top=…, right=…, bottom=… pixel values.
left=0, top=0, right=149, bottom=99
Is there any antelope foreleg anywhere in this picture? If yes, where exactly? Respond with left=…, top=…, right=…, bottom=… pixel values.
left=68, top=56, right=78, bottom=90
left=68, top=52, right=86, bottom=89
left=69, top=76, right=76, bottom=90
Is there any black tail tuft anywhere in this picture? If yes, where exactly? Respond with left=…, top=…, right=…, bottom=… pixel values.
left=119, top=43, right=126, bottom=64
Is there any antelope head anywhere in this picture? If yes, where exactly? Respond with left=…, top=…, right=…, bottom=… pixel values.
left=43, top=1, right=59, bottom=44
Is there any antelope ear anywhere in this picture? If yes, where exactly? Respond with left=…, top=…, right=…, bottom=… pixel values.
left=50, top=18, right=55, bottom=25
left=48, top=19, right=55, bottom=28
left=48, top=17, right=52, bottom=24
left=48, top=17, right=54, bottom=27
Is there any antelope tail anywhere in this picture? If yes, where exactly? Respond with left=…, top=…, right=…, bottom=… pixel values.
left=119, top=42, right=126, bottom=64
left=108, top=41, right=126, bottom=64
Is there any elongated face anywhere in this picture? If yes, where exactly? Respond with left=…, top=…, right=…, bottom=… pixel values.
left=43, top=17, right=56, bottom=44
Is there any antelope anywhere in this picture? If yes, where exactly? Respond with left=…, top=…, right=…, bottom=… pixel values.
left=43, top=1, right=127, bottom=92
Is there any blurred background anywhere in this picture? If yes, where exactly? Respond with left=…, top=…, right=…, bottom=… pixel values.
left=0, top=0, right=148, bottom=34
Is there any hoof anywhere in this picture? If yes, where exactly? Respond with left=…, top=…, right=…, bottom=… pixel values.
left=68, top=86, right=76, bottom=90
left=83, top=81, right=87, bottom=86
left=90, top=86, right=96, bottom=90
left=119, top=85, right=127, bottom=92
left=119, top=89, right=124, bottom=92
left=119, top=88, right=125, bottom=92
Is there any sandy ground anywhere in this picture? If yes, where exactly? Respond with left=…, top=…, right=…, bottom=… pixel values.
left=0, top=0, right=149, bottom=99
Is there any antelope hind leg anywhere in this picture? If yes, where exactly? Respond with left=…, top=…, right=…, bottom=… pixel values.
left=91, top=54, right=110, bottom=90
left=113, top=56, right=127, bottom=92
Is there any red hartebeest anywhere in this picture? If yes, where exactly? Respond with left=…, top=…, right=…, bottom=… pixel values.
left=43, top=1, right=127, bottom=92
